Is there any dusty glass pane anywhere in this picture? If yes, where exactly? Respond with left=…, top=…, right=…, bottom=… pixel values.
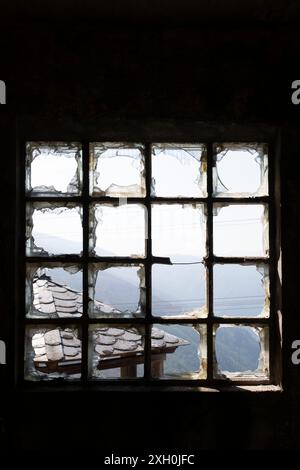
left=213, top=204, right=268, bottom=257
left=214, top=325, right=269, bottom=379
left=88, top=324, right=145, bottom=379
left=26, top=142, right=82, bottom=196
left=151, top=324, right=206, bottom=379
left=213, top=143, right=268, bottom=197
left=152, top=264, right=206, bottom=318
left=213, top=264, right=269, bottom=317
left=90, top=143, right=146, bottom=197
left=89, top=263, right=145, bottom=318
left=26, top=203, right=83, bottom=257
left=90, top=203, right=146, bottom=257
left=151, top=144, right=207, bottom=197
left=151, top=204, right=206, bottom=262
left=25, top=325, right=81, bottom=381
left=26, top=263, right=82, bottom=318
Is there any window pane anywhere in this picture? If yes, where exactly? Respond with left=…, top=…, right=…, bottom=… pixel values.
left=151, top=324, right=207, bottom=379
left=89, top=324, right=145, bottom=379
left=25, top=325, right=81, bottom=381
left=90, top=203, right=146, bottom=257
left=213, top=204, right=268, bottom=257
left=26, top=263, right=82, bottom=318
left=213, top=264, right=269, bottom=317
left=89, top=263, right=145, bottom=318
left=26, top=203, right=83, bottom=257
left=151, top=144, right=207, bottom=197
left=152, top=264, right=206, bottom=318
left=214, top=325, right=269, bottom=379
left=26, top=142, right=82, bottom=196
left=213, top=143, right=268, bottom=197
left=152, top=204, right=206, bottom=262
left=90, top=143, right=146, bottom=197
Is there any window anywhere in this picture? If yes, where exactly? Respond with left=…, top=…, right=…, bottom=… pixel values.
left=22, top=140, right=278, bottom=386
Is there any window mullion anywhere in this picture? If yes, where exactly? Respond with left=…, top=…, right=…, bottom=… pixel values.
left=81, top=141, right=90, bottom=384
left=144, top=143, right=152, bottom=380
left=207, top=143, right=214, bottom=381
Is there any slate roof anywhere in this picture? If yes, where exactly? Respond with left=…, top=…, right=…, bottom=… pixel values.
left=32, top=326, right=188, bottom=369
left=32, top=328, right=81, bottom=365
left=31, top=275, right=189, bottom=372
left=32, top=274, right=120, bottom=318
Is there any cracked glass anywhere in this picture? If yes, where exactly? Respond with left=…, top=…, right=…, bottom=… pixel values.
left=26, top=142, right=82, bottom=196
left=151, top=143, right=207, bottom=197
left=152, top=263, right=207, bottom=318
left=23, top=140, right=277, bottom=387
left=26, top=263, right=82, bottom=319
left=151, top=204, right=206, bottom=262
left=88, top=324, right=145, bottom=379
left=25, top=325, right=82, bottom=381
left=90, top=143, right=146, bottom=197
left=214, top=324, right=269, bottom=379
left=88, top=263, right=145, bottom=318
left=89, top=203, right=146, bottom=257
left=213, top=143, right=268, bottom=197
left=213, top=204, right=269, bottom=257
left=26, top=202, right=83, bottom=257
left=151, top=324, right=207, bottom=379
left=213, top=264, right=269, bottom=318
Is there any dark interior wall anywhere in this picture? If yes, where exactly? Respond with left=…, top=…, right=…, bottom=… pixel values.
left=1, top=2, right=300, bottom=450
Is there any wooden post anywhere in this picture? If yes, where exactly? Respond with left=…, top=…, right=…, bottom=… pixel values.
left=121, top=364, right=137, bottom=378
left=151, top=358, right=164, bottom=378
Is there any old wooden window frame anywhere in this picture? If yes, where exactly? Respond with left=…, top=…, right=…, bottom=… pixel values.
left=16, top=126, right=281, bottom=390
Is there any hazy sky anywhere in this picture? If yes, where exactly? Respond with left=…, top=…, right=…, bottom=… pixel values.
left=29, top=145, right=267, bottom=258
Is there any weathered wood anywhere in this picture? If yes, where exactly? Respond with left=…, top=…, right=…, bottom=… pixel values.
left=121, top=364, right=137, bottom=378
left=151, top=358, right=164, bottom=378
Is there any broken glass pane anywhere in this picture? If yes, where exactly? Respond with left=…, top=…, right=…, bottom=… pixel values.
left=26, top=263, right=82, bottom=318
left=89, top=263, right=145, bottom=318
left=90, top=203, right=146, bottom=257
left=26, top=202, right=83, bottom=257
left=213, top=143, right=268, bottom=197
left=151, top=204, right=206, bottom=262
left=213, top=204, right=268, bottom=257
left=88, top=324, right=145, bottom=379
left=213, top=264, right=269, bottom=317
left=25, top=325, right=81, bottom=381
left=151, top=144, right=207, bottom=197
left=26, top=142, right=82, bottom=196
left=214, top=324, right=269, bottom=379
left=90, top=143, right=146, bottom=197
left=151, top=324, right=207, bottom=379
left=152, top=264, right=206, bottom=318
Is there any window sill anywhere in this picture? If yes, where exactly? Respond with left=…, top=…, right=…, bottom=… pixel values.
left=14, top=383, right=282, bottom=393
